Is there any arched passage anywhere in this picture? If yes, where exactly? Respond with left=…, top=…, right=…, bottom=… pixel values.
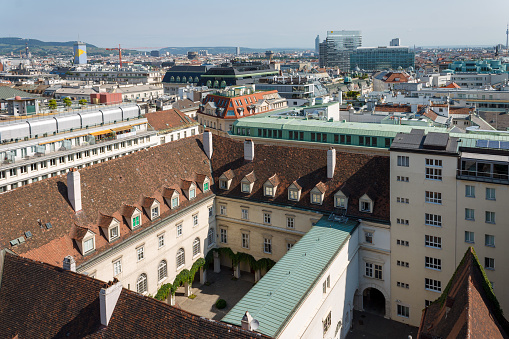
left=362, top=287, right=386, bottom=316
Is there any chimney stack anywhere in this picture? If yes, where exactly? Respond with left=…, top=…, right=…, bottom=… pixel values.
left=241, top=311, right=254, bottom=331
left=327, top=147, right=336, bottom=179
left=67, top=168, right=82, bottom=212
left=63, top=255, right=76, bottom=272
left=100, top=280, right=123, bottom=327
left=203, top=130, right=213, bottom=159
left=244, top=139, right=254, bottom=161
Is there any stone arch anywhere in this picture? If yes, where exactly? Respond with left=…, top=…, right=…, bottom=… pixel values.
left=356, top=282, right=390, bottom=318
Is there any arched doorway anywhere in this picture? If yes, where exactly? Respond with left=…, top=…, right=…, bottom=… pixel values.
left=362, top=287, right=385, bottom=316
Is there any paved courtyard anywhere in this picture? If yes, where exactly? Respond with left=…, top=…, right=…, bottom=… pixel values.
left=174, top=266, right=256, bottom=320
left=346, top=310, right=418, bottom=339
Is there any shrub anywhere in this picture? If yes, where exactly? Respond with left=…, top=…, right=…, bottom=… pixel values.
left=215, top=299, right=227, bottom=309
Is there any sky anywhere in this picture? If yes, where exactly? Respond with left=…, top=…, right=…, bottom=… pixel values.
left=2, top=0, right=509, bottom=49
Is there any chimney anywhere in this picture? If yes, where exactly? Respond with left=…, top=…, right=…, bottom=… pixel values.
left=100, top=280, right=123, bottom=327
left=63, top=255, right=76, bottom=272
left=67, top=168, right=82, bottom=212
left=327, top=147, right=336, bottom=179
left=244, top=139, right=254, bottom=161
left=241, top=311, right=254, bottom=330
left=203, top=130, right=213, bottom=159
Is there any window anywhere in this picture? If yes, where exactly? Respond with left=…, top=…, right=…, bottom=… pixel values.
left=397, top=239, right=409, bottom=246
left=193, top=213, right=199, bottom=227
left=208, top=206, right=213, bottom=218
left=323, top=311, right=332, bottom=335
left=465, top=185, right=475, bottom=197
left=397, top=281, right=409, bottom=288
left=242, top=233, right=249, bottom=249
left=396, top=197, right=409, bottom=204
left=397, top=155, right=409, bottom=167
left=176, top=223, right=183, bottom=237
left=171, top=196, right=179, bottom=208
left=208, top=228, right=215, bottom=246
left=360, top=201, right=371, bottom=212
left=365, top=231, right=373, bottom=244
left=132, top=215, right=140, bottom=228
left=465, top=231, right=475, bottom=243
left=425, top=191, right=442, bottom=204
left=286, top=216, right=295, bottom=228
left=41, top=161, right=48, bottom=168
left=20, top=166, right=27, bottom=174
left=109, top=226, right=119, bottom=240
left=365, top=263, right=382, bottom=279
left=485, top=211, right=496, bottom=224
left=9, top=168, right=17, bottom=176
left=176, top=248, right=185, bottom=269
left=189, top=188, right=196, bottom=199
left=425, top=278, right=442, bottom=292
left=220, top=205, right=227, bottom=215
left=264, top=238, right=272, bottom=254
left=158, top=234, right=165, bottom=248
left=193, top=238, right=200, bottom=256
left=288, top=189, right=299, bottom=201
left=113, top=260, right=122, bottom=276
left=83, top=238, right=94, bottom=254
left=485, top=257, right=495, bottom=270
left=241, top=208, right=249, bottom=220
left=311, top=193, right=322, bottom=205
left=465, top=208, right=475, bottom=221
left=137, top=246, right=144, bottom=261
left=397, top=305, right=409, bottom=318
left=425, top=167, right=442, bottom=180
left=137, top=274, right=147, bottom=294
left=397, top=260, right=409, bottom=268
left=264, top=186, right=274, bottom=197
left=263, top=213, right=271, bottom=224
left=158, top=260, right=168, bottom=281
left=425, top=213, right=442, bottom=227
left=375, top=264, right=382, bottom=279
left=483, top=233, right=495, bottom=247
left=426, top=158, right=442, bottom=167
left=151, top=206, right=159, bottom=219
left=30, top=163, right=37, bottom=171
left=241, top=183, right=250, bottom=193
left=220, top=228, right=227, bottom=243
left=486, top=188, right=496, bottom=200
left=425, top=235, right=442, bottom=248
left=67, top=154, right=74, bottom=162
left=365, top=262, right=372, bottom=277
left=287, top=242, right=294, bottom=251
left=425, top=257, right=441, bottom=270
left=219, top=180, right=227, bottom=189
left=203, top=182, right=209, bottom=191
left=335, top=196, right=347, bottom=208
left=396, top=218, right=409, bottom=225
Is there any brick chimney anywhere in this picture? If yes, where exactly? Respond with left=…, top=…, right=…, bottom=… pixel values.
left=100, top=279, right=123, bottom=327
left=327, top=147, right=336, bottom=179
left=67, top=168, right=82, bottom=212
left=62, top=255, right=76, bottom=272
left=244, top=139, right=254, bottom=161
left=203, top=130, right=213, bottom=159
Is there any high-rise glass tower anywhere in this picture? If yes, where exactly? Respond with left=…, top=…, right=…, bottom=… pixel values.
left=319, top=30, right=362, bottom=70
left=73, top=41, right=87, bottom=65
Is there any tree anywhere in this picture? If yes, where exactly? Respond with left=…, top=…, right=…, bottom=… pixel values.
left=63, top=97, right=72, bottom=108
left=79, top=99, right=87, bottom=106
left=48, top=99, right=57, bottom=110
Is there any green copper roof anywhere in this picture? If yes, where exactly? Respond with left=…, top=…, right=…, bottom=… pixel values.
left=0, top=87, right=38, bottom=100
left=222, top=216, right=358, bottom=338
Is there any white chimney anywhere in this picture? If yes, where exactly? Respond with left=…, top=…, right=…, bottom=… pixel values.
left=244, top=139, right=254, bottom=161
left=327, top=147, right=336, bottom=179
left=100, top=280, right=123, bottom=327
left=63, top=255, right=76, bottom=272
left=67, top=168, right=82, bottom=212
left=241, top=311, right=254, bottom=330
left=203, top=130, right=213, bottom=159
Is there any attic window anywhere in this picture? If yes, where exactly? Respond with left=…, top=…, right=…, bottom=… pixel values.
left=189, top=188, right=196, bottom=199
left=83, top=237, right=95, bottom=254
left=171, top=196, right=179, bottom=208
left=219, top=179, right=227, bottom=189
left=204, top=182, right=209, bottom=192
left=311, top=193, right=322, bottom=205
left=335, top=196, right=347, bottom=208
left=361, top=201, right=372, bottom=213
left=132, top=215, right=141, bottom=228
left=264, top=186, right=274, bottom=197
left=109, top=226, right=119, bottom=240
left=242, top=182, right=250, bottom=193
left=151, top=206, right=159, bottom=219
left=288, top=189, right=299, bottom=201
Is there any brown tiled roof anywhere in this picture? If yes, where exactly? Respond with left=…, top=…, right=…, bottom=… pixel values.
left=141, top=197, right=157, bottom=208
left=449, top=107, right=474, bottom=115
left=290, top=180, right=302, bottom=190
left=172, top=98, right=199, bottom=111
left=267, top=174, right=280, bottom=186
left=0, top=136, right=213, bottom=267
left=195, top=173, right=209, bottom=183
left=210, top=136, right=390, bottom=222
left=424, top=110, right=439, bottom=121
left=121, top=204, right=138, bottom=218
left=162, top=186, right=179, bottom=198
left=0, top=252, right=271, bottom=339
left=74, top=225, right=93, bottom=241
left=382, top=72, right=411, bottom=83
left=445, top=82, right=461, bottom=88
left=314, top=182, right=327, bottom=194
left=418, top=247, right=509, bottom=339
left=244, top=171, right=256, bottom=183
left=374, top=104, right=412, bottom=113
left=97, top=214, right=116, bottom=228
left=180, top=179, right=195, bottom=190
left=145, top=108, right=196, bottom=132
left=222, top=169, right=235, bottom=180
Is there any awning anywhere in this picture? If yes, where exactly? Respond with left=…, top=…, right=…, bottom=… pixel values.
left=39, top=138, right=63, bottom=145
left=65, top=134, right=89, bottom=140
left=111, top=125, right=132, bottom=133
left=130, top=122, right=145, bottom=127
left=90, top=130, right=112, bottom=136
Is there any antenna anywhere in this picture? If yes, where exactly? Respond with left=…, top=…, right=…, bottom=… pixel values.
left=506, top=24, right=508, bottom=50
left=250, top=319, right=259, bottom=330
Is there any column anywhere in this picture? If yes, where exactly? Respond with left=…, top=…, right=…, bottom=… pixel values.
left=168, top=294, right=176, bottom=306
left=234, top=264, right=241, bottom=279
left=254, top=269, right=261, bottom=283
left=200, top=267, right=207, bottom=284
left=184, top=282, right=191, bottom=297
left=213, top=252, right=221, bottom=273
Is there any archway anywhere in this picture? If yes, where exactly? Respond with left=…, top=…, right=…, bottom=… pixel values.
left=362, top=287, right=385, bottom=316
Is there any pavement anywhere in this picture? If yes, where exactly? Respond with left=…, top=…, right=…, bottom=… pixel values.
left=174, top=266, right=256, bottom=320
left=346, top=310, right=418, bottom=339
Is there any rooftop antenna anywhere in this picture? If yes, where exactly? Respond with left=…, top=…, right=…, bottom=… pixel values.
left=506, top=24, right=508, bottom=50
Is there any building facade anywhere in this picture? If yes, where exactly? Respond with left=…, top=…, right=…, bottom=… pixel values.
left=319, top=30, right=362, bottom=70
left=350, top=46, right=415, bottom=71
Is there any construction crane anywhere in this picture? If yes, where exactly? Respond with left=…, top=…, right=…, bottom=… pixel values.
left=106, top=45, right=167, bottom=67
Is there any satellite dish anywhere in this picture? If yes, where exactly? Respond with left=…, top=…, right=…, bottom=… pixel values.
left=250, top=319, right=260, bottom=330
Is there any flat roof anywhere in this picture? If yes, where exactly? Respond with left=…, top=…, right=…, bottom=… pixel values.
left=222, top=216, right=358, bottom=338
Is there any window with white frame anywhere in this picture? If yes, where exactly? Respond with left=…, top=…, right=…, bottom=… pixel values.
left=113, top=259, right=122, bottom=276
left=465, top=231, right=475, bottom=243
left=132, top=214, right=141, bottom=228
left=365, top=262, right=382, bottom=279
left=241, top=183, right=250, bottom=193
left=486, top=187, right=496, bottom=200
left=189, top=188, right=196, bottom=199
left=425, top=278, right=441, bottom=292
left=397, top=305, right=409, bottom=318
left=425, top=235, right=441, bottom=248
left=397, top=155, right=409, bottom=167
left=485, top=234, right=495, bottom=247
left=137, top=246, right=144, bottom=261
left=193, top=213, right=199, bottom=227
left=288, top=189, right=299, bottom=201
left=425, top=191, right=442, bottom=204
left=365, top=231, right=373, bottom=244
left=242, top=233, right=249, bottom=249
left=176, top=248, right=185, bottom=269
left=151, top=206, right=159, bottom=219
left=219, top=205, right=227, bottom=215
left=193, top=237, right=200, bottom=256
left=83, top=238, right=94, bottom=254
left=311, top=193, right=322, bottom=205
left=335, top=196, right=347, bottom=208
left=158, top=260, right=168, bottom=281
left=208, top=206, right=213, bottom=218
left=264, top=185, right=274, bottom=197
left=176, top=223, right=183, bottom=237
left=286, top=216, right=295, bottom=228
left=264, top=238, right=272, bottom=254
left=485, top=211, right=496, bottom=224
left=109, top=226, right=119, bottom=241
left=241, top=208, right=249, bottom=220
left=220, top=228, right=227, bottom=243
left=219, top=180, right=227, bottom=189
left=360, top=201, right=371, bottom=212
left=137, top=273, right=147, bottom=294
left=207, top=228, right=215, bottom=247
left=171, top=196, right=179, bottom=208
left=158, top=234, right=165, bottom=248
left=425, top=213, right=442, bottom=227
left=263, top=212, right=271, bottom=224
left=465, top=185, right=475, bottom=198
left=323, top=311, right=332, bottom=335
left=425, top=256, right=441, bottom=270
left=485, top=257, right=495, bottom=270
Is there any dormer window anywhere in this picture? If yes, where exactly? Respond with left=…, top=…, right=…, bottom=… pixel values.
left=264, top=174, right=279, bottom=198
left=83, top=237, right=94, bottom=254
left=151, top=206, right=159, bottom=219
left=190, top=188, right=196, bottom=199
left=241, top=171, right=256, bottom=194
left=171, top=196, right=179, bottom=208
left=143, top=197, right=161, bottom=221
left=287, top=181, right=302, bottom=201
left=98, top=214, right=120, bottom=242
left=109, top=226, right=119, bottom=240
left=359, top=194, right=374, bottom=213
left=195, top=174, right=210, bottom=192
left=311, top=193, right=322, bottom=204
left=132, top=215, right=140, bottom=228
left=265, top=186, right=274, bottom=197
left=310, top=182, right=326, bottom=205
left=242, top=183, right=250, bottom=193
left=74, top=226, right=96, bottom=255
left=334, top=190, right=348, bottom=209
left=204, top=182, right=209, bottom=191
left=220, top=179, right=228, bottom=189
left=181, top=180, right=197, bottom=200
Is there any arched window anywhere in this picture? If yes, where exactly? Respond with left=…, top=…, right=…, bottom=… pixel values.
left=170, top=76, right=175, bottom=82
left=158, top=260, right=167, bottom=281
left=206, top=80, right=212, bottom=87
left=207, top=228, right=215, bottom=247
left=220, top=80, right=227, bottom=88
left=137, top=273, right=147, bottom=294
left=176, top=76, right=181, bottom=82
left=176, top=248, right=185, bottom=269
left=213, top=80, right=219, bottom=88
left=194, top=76, right=199, bottom=83
left=182, top=76, right=187, bottom=83
left=193, top=238, right=200, bottom=257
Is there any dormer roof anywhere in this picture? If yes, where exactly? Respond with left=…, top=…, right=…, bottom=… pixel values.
left=74, top=225, right=94, bottom=241
left=267, top=174, right=280, bottom=186
left=195, top=173, right=209, bottom=183
left=314, top=182, right=327, bottom=194
left=97, top=213, right=118, bottom=228
left=162, top=186, right=179, bottom=199
left=121, top=205, right=138, bottom=219
left=180, top=180, right=195, bottom=190
left=222, top=169, right=235, bottom=180
left=244, top=171, right=256, bottom=183
left=289, top=180, right=302, bottom=190
left=142, top=197, right=158, bottom=209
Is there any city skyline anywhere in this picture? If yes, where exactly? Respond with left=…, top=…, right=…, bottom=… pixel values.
left=2, top=0, right=508, bottom=49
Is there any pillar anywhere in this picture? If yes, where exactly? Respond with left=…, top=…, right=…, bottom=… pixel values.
left=168, top=294, right=175, bottom=306
left=213, top=252, right=221, bottom=273
left=184, top=282, right=191, bottom=297
left=200, top=267, right=207, bottom=284
left=234, top=263, right=241, bottom=279
left=254, top=269, right=261, bottom=283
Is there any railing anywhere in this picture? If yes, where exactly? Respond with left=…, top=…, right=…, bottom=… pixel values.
left=457, top=169, right=509, bottom=184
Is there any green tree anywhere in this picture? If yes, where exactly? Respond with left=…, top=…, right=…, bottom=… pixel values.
left=79, top=99, right=87, bottom=106
left=48, top=99, right=57, bottom=110
left=63, top=97, right=72, bottom=108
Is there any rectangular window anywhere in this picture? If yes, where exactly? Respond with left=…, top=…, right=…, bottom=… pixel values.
left=311, top=193, right=321, bottom=204
left=264, top=186, right=274, bottom=197
left=288, top=189, right=298, bottom=201
left=425, top=191, right=442, bottom=204
left=241, top=208, right=249, bottom=220
left=485, top=211, right=496, bottom=224
left=113, top=260, right=122, bottom=276
left=193, top=213, right=199, bottom=226
left=152, top=206, right=159, bottom=219
left=425, top=278, right=442, bottom=292
left=425, top=213, right=442, bottom=227
left=171, top=197, right=179, bottom=208
left=20, top=166, right=27, bottom=174
left=132, top=215, right=140, bottom=228
left=0, top=171, right=5, bottom=180
left=83, top=238, right=94, bottom=253
left=264, top=238, right=272, bottom=254
left=485, top=257, right=495, bottom=270
left=51, top=159, right=57, bottom=166
left=220, top=228, right=227, bottom=243
left=137, top=246, right=144, bottom=261
left=486, top=188, right=496, bottom=200
left=241, top=183, right=250, bottom=193
left=365, top=232, right=373, bottom=244
left=30, top=163, right=37, bottom=171
left=208, top=206, right=213, bottom=218
left=176, top=223, right=183, bottom=237
left=263, top=213, right=271, bottom=224
left=397, top=155, right=409, bottom=167
left=465, top=208, right=475, bottom=221
left=158, top=234, right=165, bottom=248
left=242, top=233, right=249, bottom=249
left=287, top=242, right=294, bottom=251
left=425, top=167, right=442, bottom=180
left=361, top=201, right=371, bottom=212
left=465, top=231, right=475, bottom=243
left=323, top=311, right=332, bottom=335
left=397, top=305, right=409, bottom=318
left=109, top=226, right=119, bottom=240
left=365, top=262, right=373, bottom=277
left=219, top=180, right=227, bottom=189
left=286, top=216, right=295, bottom=228
left=485, top=234, right=495, bottom=247
left=425, top=235, right=442, bottom=249
left=425, top=257, right=442, bottom=270
left=374, top=264, right=382, bottom=279
left=426, top=158, right=442, bottom=167
left=220, top=205, right=227, bottom=215
left=189, top=188, right=196, bottom=199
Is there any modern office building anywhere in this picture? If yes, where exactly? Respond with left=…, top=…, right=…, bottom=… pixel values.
left=73, top=41, right=87, bottom=65
left=315, top=35, right=320, bottom=54
left=319, top=30, right=362, bottom=70
left=390, top=38, right=401, bottom=47
left=197, top=62, right=279, bottom=88
left=350, top=46, right=415, bottom=71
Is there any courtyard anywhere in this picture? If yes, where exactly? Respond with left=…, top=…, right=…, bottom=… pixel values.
left=346, top=310, right=418, bottom=339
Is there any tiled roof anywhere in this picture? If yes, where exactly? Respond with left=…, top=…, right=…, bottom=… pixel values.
left=449, top=107, right=474, bottom=115
left=210, top=136, right=390, bottom=222
left=244, top=171, right=256, bottom=183
left=418, top=247, right=509, bottom=339
left=445, top=82, right=461, bottom=88
left=74, top=225, right=93, bottom=241
left=267, top=174, right=280, bottom=186
left=0, top=136, right=213, bottom=267
left=141, top=196, right=157, bottom=208
left=173, top=98, right=200, bottom=112
left=374, top=104, right=412, bottom=113
left=0, top=252, right=270, bottom=339
left=222, top=169, right=235, bottom=180
left=145, top=108, right=197, bottom=132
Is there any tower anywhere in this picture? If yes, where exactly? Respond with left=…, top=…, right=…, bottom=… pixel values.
left=506, top=24, right=508, bottom=49
left=315, top=35, right=320, bottom=54
left=73, top=41, right=87, bottom=65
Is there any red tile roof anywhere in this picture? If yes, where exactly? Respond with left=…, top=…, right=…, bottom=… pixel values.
left=445, top=82, right=461, bottom=88
left=145, top=108, right=197, bottom=132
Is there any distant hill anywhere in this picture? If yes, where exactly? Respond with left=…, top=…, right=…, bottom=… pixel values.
left=159, top=46, right=310, bottom=55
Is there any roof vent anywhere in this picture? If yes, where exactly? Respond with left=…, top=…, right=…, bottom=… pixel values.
left=45, top=222, right=52, bottom=229
left=100, top=279, right=123, bottom=327
left=24, top=231, right=32, bottom=238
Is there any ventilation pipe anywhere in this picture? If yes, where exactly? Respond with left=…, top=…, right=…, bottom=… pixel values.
left=203, top=130, right=213, bottom=159
left=67, top=168, right=82, bottom=212
left=244, top=139, right=254, bottom=161
left=62, top=255, right=76, bottom=272
left=100, top=279, right=123, bottom=327
left=327, top=147, right=336, bottom=179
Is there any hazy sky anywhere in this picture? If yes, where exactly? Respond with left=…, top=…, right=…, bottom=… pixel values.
left=2, top=0, right=508, bottom=49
